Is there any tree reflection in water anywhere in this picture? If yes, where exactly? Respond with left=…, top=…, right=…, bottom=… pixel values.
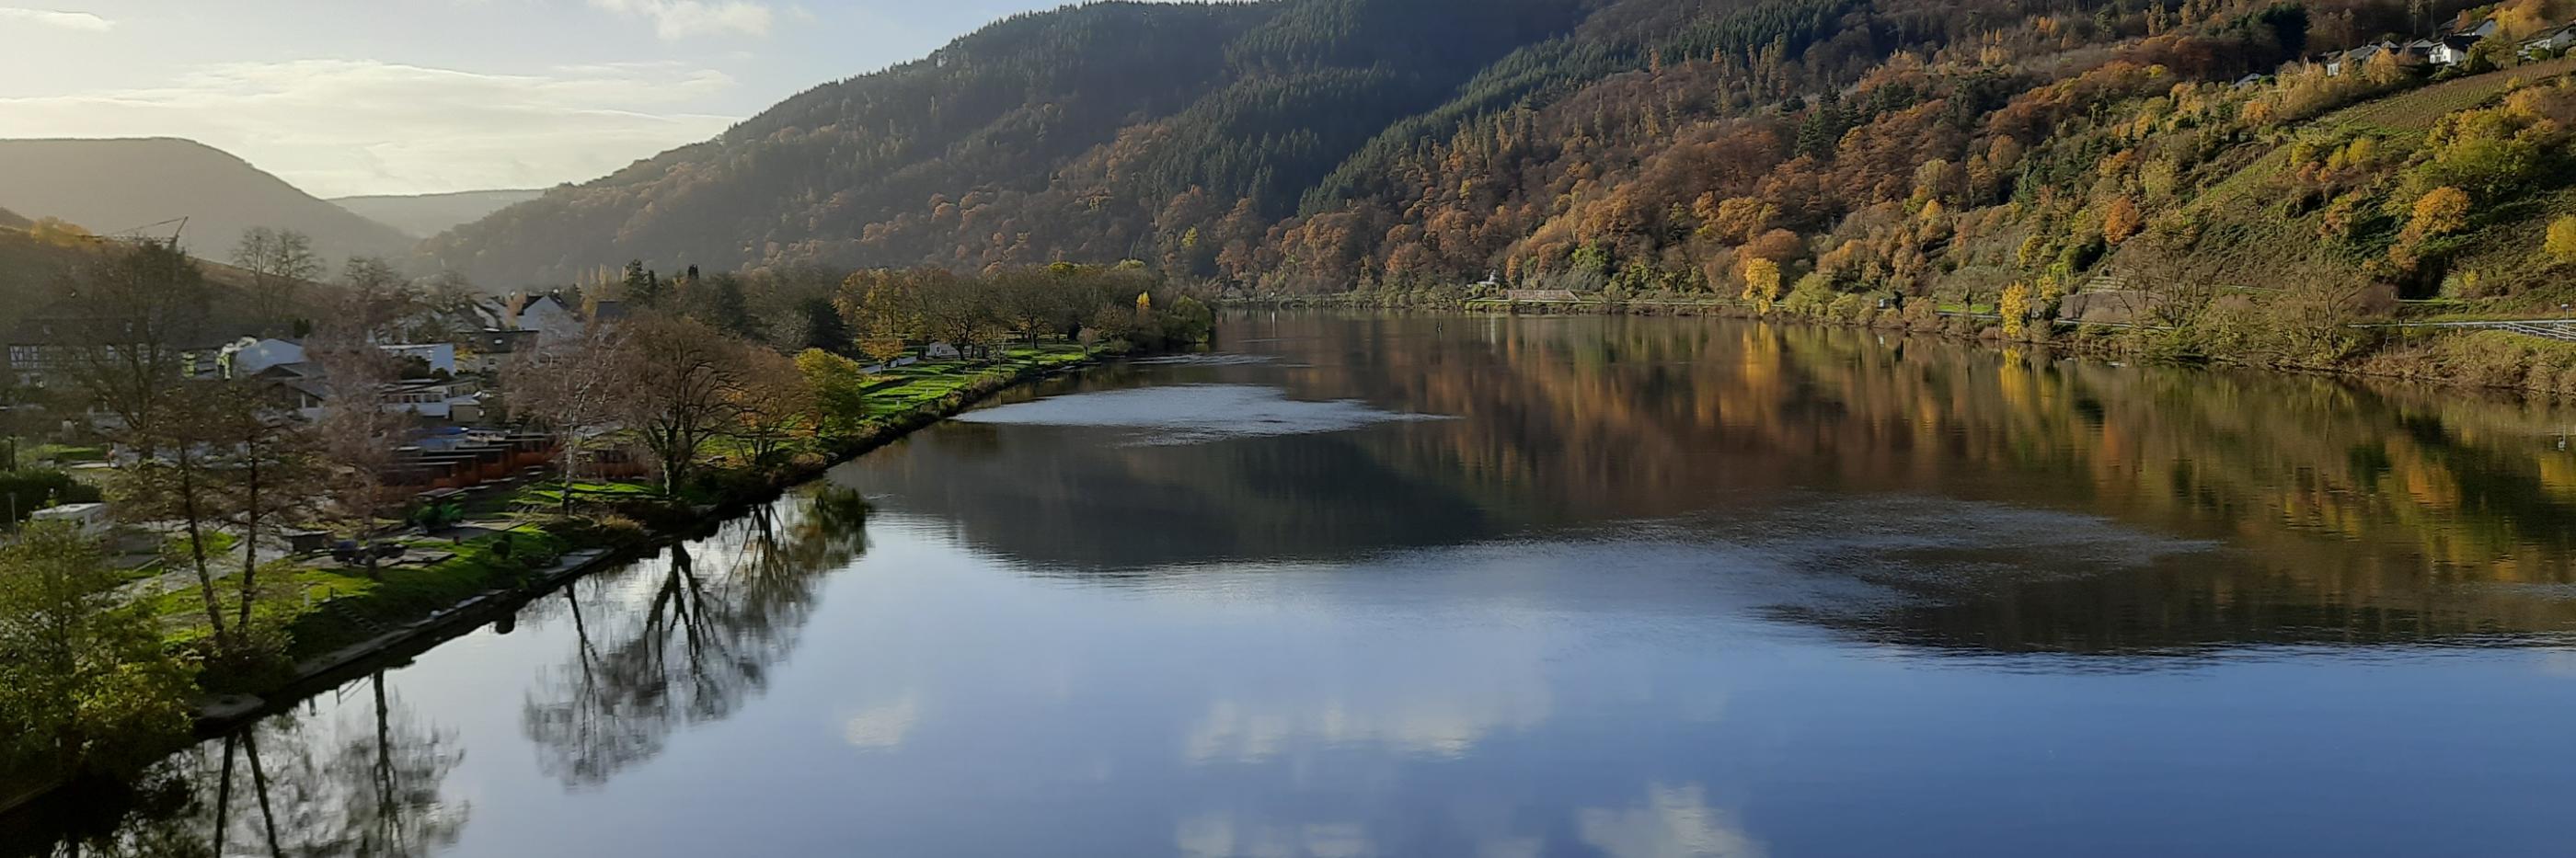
left=6, top=488, right=869, bottom=855
left=523, top=488, right=870, bottom=787
left=12, top=671, right=464, bottom=858
left=847, top=313, right=2576, bottom=652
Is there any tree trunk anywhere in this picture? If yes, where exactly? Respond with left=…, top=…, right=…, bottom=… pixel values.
left=177, top=448, right=230, bottom=649
left=558, top=442, right=579, bottom=518
left=374, top=672, right=397, bottom=829
left=214, top=735, right=236, bottom=856
left=237, top=451, right=261, bottom=634
left=247, top=731, right=286, bottom=858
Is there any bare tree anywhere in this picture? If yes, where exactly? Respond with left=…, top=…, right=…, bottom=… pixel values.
left=310, top=331, right=415, bottom=577
left=201, top=379, right=323, bottom=635
left=728, top=346, right=816, bottom=464
left=60, top=240, right=212, bottom=440
left=232, top=227, right=320, bottom=326
left=507, top=324, right=629, bottom=515
left=914, top=270, right=1003, bottom=359
left=336, top=256, right=422, bottom=342
left=61, top=242, right=239, bottom=645
left=617, top=314, right=746, bottom=496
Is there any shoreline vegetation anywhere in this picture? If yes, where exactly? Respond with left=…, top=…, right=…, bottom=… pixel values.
left=0, top=346, right=1104, bottom=817
left=1227, top=291, right=2576, bottom=398
left=0, top=252, right=1213, bottom=815
left=401, top=0, right=2576, bottom=417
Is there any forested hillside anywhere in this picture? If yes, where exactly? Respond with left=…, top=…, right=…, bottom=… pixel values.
left=431, top=0, right=1586, bottom=284
left=432, top=0, right=2576, bottom=376
left=0, top=138, right=417, bottom=269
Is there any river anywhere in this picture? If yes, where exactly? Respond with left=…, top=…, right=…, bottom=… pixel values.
left=13, top=312, right=2576, bottom=857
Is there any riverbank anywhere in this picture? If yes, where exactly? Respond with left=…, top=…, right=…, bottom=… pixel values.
left=1233, top=294, right=2576, bottom=400
left=0, top=343, right=1110, bottom=816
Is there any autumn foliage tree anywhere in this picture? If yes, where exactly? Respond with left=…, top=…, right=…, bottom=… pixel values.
left=2547, top=217, right=2576, bottom=265
left=1740, top=257, right=1783, bottom=314
left=618, top=314, right=750, bottom=496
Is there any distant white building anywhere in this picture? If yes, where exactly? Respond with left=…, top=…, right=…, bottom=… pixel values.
left=276, top=374, right=482, bottom=422
left=381, top=343, right=458, bottom=375
left=2524, top=25, right=2576, bottom=58
left=222, top=338, right=456, bottom=378
left=512, top=294, right=584, bottom=343
left=2429, top=35, right=2478, bottom=66
left=29, top=502, right=109, bottom=536
left=222, top=337, right=306, bottom=376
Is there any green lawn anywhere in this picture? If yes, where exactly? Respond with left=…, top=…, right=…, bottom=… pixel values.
left=151, top=339, right=1107, bottom=663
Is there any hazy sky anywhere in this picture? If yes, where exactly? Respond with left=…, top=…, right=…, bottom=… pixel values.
left=0, top=1, right=1089, bottom=197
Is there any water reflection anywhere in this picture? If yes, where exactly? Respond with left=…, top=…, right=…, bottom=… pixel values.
left=847, top=313, right=2576, bottom=652
left=16, top=314, right=2576, bottom=857
left=5, top=488, right=868, bottom=855
left=11, top=673, right=466, bottom=858
left=523, top=489, right=869, bottom=786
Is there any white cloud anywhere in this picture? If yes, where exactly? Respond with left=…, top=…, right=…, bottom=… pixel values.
left=589, top=0, right=772, bottom=40
left=1175, top=814, right=1377, bottom=858
left=1577, top=784, right=1765, bottom=858
left=0, top=59, right=741, bottom=197
left=0, top=6, right=111, bottom=31
left=840, top=692, right=921, bottom=749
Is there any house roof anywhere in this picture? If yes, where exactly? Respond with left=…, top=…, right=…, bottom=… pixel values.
left=255, top=361, right=322, bottom=379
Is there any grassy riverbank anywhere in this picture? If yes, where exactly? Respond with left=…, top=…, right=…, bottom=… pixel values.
left=122, top=343, right=1102, bottom=686
left=0, top=343, right=1107, bottom=815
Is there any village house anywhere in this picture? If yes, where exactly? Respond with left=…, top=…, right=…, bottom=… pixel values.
left=2428, top=34, right=2480, bottom=66
left=5, top=299, right=255, bottom=388
left=457, top=328, right=540, bottom=372
left=510, top=293, right=585, bottom=343
left=2523, top=23, right=2576, bottom=58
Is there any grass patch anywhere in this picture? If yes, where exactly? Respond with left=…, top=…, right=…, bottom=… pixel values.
left=150, top=338, right=1107, bottom=680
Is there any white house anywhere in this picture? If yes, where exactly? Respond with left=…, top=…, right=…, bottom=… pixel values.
left=381, top=343, right=458, bottom=375
left=29, top=502, right=109, bottom=536
left=2429, top=35, right=2478, bottom=66
left=385, top=378, right=482, bottom=420
left=221, top=337, right=307, bottom=376
left=512, top=294, right=584, bottom=343
left=223, top=338, right=456, bottom=378
left=2523, top=25, right=2576, bottom=58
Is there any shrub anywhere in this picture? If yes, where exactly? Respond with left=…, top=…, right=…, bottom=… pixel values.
left=2545, top=216, right=2576, bottom=264
left=0, top=468, right=103, bottom=525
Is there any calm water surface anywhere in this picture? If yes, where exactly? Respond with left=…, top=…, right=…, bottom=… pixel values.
left=17, top=313, right=2576, bottom=857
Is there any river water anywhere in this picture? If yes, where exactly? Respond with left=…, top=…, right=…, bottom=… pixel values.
left=14, top=312, right=2576, bottom=857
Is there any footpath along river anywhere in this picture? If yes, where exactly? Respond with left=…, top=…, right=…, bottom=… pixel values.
left=11, top=311, right=2576, bottom=857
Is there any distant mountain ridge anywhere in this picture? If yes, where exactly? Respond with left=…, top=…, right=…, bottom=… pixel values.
left=426, top=0, right=1587, bottom=285
left=0, top=137, right=417, bottom=269
left=329, top=189, right=546, bottom=239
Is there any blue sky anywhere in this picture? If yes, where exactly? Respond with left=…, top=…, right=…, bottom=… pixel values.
left=0, top=0, right=1102, bottom=196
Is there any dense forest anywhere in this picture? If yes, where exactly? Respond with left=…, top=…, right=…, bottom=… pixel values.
left=429, top=0, right=2576, bottom=375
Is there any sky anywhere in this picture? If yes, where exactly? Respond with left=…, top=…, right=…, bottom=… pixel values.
left=0, top=0, right=1096, bottom=198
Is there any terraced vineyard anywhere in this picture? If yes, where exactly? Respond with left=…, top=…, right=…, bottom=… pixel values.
left=2329, top=56, right=2576, bottom=132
